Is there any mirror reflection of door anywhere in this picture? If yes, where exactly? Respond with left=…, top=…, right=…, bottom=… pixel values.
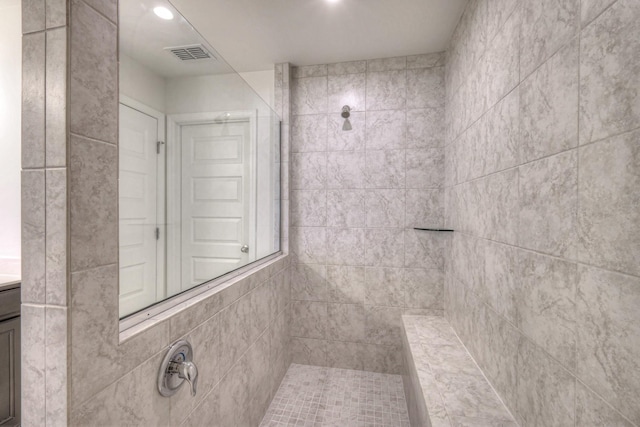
left=118, top=103, right=166, bottom=318
left=179, top=119, right=254, bottom=289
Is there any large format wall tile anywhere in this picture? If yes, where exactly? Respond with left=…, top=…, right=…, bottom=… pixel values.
left=69, top=0, right=117, bottom=144
left=366, top=70, right=407, bottom=111
left=406, top=108, right=444, bottom=149
left=364, top=267, right=404, bottom=307
left=326, top=265, right=365, bottom=304
left=483, top=241, right=517, bottom=323
left=292, top=76, right=328, bottom=115
left=368, top=56, right=406, bottom=72
left=516, top=337, right=575, bottom=427
left=45, top=169, right=67, bottom=306
left=519, top=39, right=579, bottom=163
left=326, top=151, right=365, bottom=189
left=403, top=268, right=443, bottom=310
left=366, top=110, right=406, bottom=150
left=218, top=355, right=251, bottom=427
left=484, top=6, right=520, bottom=107
left=518, top=251, right=577, bottom=371
left=328, top=112, right=365, bottom=151
left=45, top=27, right=67, bottom=167
left=328, top=60, right=367, bottom=76
left=291, top=227, right=326, bottom=264
left=365, top=149, right=405, bottom=189
left=22, top=32, right=45, bottom=168
left=575, top=381, right=634, bottom=427
left=22, top=0, right=45, bottom=33
left=327, top=189, right=366, bottom=228
left=407, top=67, right=445, bottom=109
left=405, top=189, right=443, bottom=229
left=83, top=0, right=117, bottom=23
left=291, top=263, right=327, bottom=302
left=518, top=150, right=577, bottom=258
left=325, top=227, right=365, bottom=266
left=580, top=0, right=617, bottom=26
left=290, top=337, right=327, bottom=366
left=72, top=353, right=170, bottom=426
left=291, top=114, right=327, bottom=153
left=21, top=304, right=45, bottom=426
left=291, top=190, right=327, bottom=227
left=483, top=89, right=519, bottom=175
left=46, top=0, right=67, bottom=28
left=365, top=306, right=403, bottom=346
left=21, top=170, right=46, bottom=304
left=406, top=148, right=444, bottom=189
left=519, top=0, right=579, bottom=77
left=365, top=228, right=404, bottom=268
left=291, top=152, right=327, bottom=190
left=579, top=0, right=640, bottom=145
left=365, top=189, right=405, bottom=228
left=294, top=64, right=327, bottom=79
left=577, top=130, right=640, bottom=276
left=327, top=303, right=365, bottom=342
left=328, top=73, right=366, bottom=112
left=69, top=135, right=117, bottom=271
left=291, top=301, right=328, bottom=339
left=576, top=266, right=640, bottom=424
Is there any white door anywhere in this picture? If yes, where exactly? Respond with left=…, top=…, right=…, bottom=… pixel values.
left=119, top=104, right=163, bottom=317
left=180, top=120, right=253, bottom=289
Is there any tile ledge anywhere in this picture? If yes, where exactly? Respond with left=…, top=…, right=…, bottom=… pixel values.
left=401, top=315, right=517, bottom=427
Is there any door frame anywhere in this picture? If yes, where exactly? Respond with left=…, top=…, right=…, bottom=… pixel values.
left=166, top=110, right=258, bottom=296
left=118, top=95, right=167, bottom=309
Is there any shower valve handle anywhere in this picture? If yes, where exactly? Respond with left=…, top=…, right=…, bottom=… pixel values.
left=169, top=360, right=198, bottom=397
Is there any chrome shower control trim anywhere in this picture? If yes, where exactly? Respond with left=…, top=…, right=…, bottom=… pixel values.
left=158, top=339, right=199, bottom=397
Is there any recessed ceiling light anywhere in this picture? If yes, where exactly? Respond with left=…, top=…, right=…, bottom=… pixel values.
left=153, top=6, right=174, bottom=20
left=326, top=0, right=341, bottom=3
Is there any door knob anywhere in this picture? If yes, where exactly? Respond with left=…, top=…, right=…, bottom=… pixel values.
left=241, top=245, right=249, bottom=253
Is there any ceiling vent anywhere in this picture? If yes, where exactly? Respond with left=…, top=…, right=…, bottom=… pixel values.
left=165, top=44, right=215, bottom=61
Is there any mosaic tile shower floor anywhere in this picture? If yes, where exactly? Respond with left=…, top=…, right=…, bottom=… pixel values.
left=260, top=364, right=411, bottom=427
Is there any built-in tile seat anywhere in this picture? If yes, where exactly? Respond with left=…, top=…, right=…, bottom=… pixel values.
left=401, top=316, right=517, bottom=427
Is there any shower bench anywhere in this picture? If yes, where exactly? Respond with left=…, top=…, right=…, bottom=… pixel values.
left=401, top=315, right=517, bottom=427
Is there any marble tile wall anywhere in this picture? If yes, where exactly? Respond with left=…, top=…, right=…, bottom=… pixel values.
left=289, top=55, right=447, bottom=375
left=21, top=0, right=69, bottom=424
left=444, top=0, right=640, bottom=426
left=21, top=1, right=293, bottom=424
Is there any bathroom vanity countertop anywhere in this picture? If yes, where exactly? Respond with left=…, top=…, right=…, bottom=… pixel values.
left=0, top=275, right=21, bottom=292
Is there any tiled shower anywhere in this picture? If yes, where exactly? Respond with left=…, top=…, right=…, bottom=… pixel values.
left=288, top=54, right=446, bottom=373
left=17, top=0, right=640, bottom=425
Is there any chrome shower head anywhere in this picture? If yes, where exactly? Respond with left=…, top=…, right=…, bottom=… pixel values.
left=341, top=105, right=352, bottom=131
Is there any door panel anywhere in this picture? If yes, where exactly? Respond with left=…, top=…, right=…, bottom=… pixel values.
left=119, top=104, right=161, bottom=317
left=180, top=121, right=251, bottom=288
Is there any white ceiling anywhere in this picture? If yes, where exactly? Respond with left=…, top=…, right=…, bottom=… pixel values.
left=120, top=0, right=236, bottom=77
left=169, top=0, right=468, bottom=72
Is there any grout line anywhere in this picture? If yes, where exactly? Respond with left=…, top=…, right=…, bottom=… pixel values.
left=575, top=8, right=582, bottom=427
left=452, top=228, right=640, bottom=281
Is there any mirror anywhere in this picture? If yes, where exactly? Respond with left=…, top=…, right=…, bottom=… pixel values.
left=118, top=0, right=281, bottom=319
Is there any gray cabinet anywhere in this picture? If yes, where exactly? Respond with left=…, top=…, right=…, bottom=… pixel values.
left=0, top=316, right=19, bottom=426
left=0, top=283, right=20, bottom=427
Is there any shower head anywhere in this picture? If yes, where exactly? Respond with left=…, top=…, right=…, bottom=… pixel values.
left=341, top=105, right=352, bottom=131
